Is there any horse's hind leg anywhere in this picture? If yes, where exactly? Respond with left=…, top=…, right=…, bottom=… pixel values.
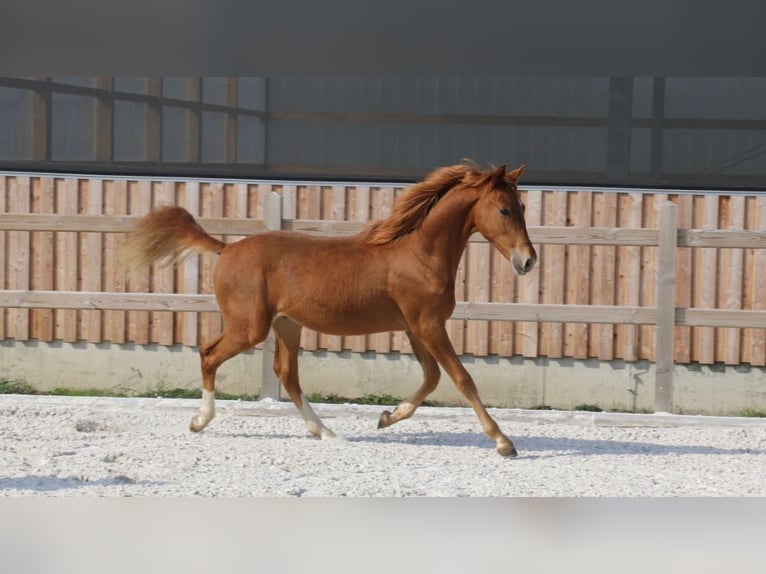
left=272, top=317, right=336, bottom=440
left=378, top=330, right=440, bottom=429
left=189, top=325, right=265, bottom=432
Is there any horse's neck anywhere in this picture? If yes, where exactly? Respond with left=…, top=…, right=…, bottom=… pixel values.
left=413, top=188, right=477, bottom=276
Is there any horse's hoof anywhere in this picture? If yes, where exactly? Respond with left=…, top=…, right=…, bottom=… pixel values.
left=497, top=442, right=518, bottom=458
left=377, top=410, right=393, bottom=429
left=189, top=416, right=206, bottom=433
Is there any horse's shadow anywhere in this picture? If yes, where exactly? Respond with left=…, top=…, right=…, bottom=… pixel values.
left=353, top=431, right=765, bottom=458
left=224, top=430, right=764, bottom=458
left=0, top=475, right=164, bottom=493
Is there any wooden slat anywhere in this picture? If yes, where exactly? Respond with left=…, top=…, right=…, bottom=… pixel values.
left=0, top=290, right=218, bottom=311
left=6, top=213, right=765, bottom=249
left=640, top=194, right=662, bottom=361
left=540, top=189, right=567, bottom=358
left=679, top=228, right=766, bottom=248
left=103, top=179, right=128, bottom=344
left=126, top=180, right=151, bottom=344
left=30, top=177, right=54, bottom=341
left=8, top=178, right=31, bottom=340
left=616, top=193, right=643, bottom=361
left=3, top=211, right=766, bottom=246
left=199, top=182, right=223, bottom=345
left=150, top=181, right=176, bottom=345
left=0, top=176, right=6, bottom=339
left=180, top=181, right=201, bottom=346
left=519, top=189, right=542, bottom=357
left=569, top=191, right=592, bottom=359
left=82, top=179, right=103, bottom=343
left=591, top=191, right=618, bottom=360
left=0, top=213, right=265, bottom=235
left=696, top=194, right=719, bottom=364
left=751, top=196, right=766, bottom=365
left=55, top=178, right=79, bottom=342
left=3, top=291, right=765, bottom=330
left=674, top=195, right=693, bottom=362
left=724, top=196, right=746, bottom=364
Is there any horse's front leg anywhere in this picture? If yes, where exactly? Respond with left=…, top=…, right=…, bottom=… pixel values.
left=378, top=330, right=440, bottom=428
left=412, top=322, right=518, bottom=457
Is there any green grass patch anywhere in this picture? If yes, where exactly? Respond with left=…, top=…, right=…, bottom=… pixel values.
left=738, top=408, right=766, bottom=418
left=574, top=403, right=603, bottom=412
left=304, top=392, right=443, bottom=407
left=0, top=379, right=257, bottom=402
left=0, top=378, right=38, bottom=395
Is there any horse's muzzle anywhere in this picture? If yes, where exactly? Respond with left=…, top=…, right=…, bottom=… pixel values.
left=512, top=251, right=537, bottom=275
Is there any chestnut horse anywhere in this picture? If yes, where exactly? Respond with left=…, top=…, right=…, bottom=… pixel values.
left=121, top=163, right=536, bottom=456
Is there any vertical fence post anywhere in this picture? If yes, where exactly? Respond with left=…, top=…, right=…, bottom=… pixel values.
left=260, top=192, right=282, bottom=400
left=655, top=201, right=678, bottom=413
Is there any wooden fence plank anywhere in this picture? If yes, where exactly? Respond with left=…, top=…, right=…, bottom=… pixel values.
left=8, top=177, right=31, bottom=340
left=0, top=176, right=5, bottom=339
left=724, top=196, right=746, bottom=364
left=674, top=195, right=693, bottom=363
left=570, top=191, right=592, bottom=359
left=82, top=179, right=103, bottom=343
left=616, top=193, right=643, bottom=361
left=30, top=177, right=54, bottom=341
left=591, top=191, right=617, bottom=360
left=103, top=179, right=128, bottom=344
left=541, top=189, right=567, bottom=358
left=199, top=183, right=223, bottom=345
left=181, top=181, right=201, bottom=346
left=127, top=180, right=151, bottom=345
left=696, top=194, right=719, bottom=364
left=6, top=290, right=766, bottom=329
left=151, top=181, right=176, bottom=346
left=519, top=189, right=542, bottom=357
left=751, top=196, right=766, bottom=365
left=54, top=178, right=79, bottom=342
left=640, top=194, right=663, bottom=361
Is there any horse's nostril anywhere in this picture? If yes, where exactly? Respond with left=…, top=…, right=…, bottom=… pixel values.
left=524, top=257, right=535, bottom=273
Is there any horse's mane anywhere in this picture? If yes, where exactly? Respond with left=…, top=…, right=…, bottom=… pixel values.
left=363, top=162, right=493, bottom=245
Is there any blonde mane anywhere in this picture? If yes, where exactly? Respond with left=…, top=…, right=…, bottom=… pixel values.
left=364, top=162, right=493, bottom=245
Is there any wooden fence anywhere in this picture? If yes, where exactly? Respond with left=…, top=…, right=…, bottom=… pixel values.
left=2, top=174, right=766, bottom=399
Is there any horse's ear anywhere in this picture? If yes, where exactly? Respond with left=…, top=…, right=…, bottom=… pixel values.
left=491, top=164, right=507, bottom=181
left=507, top=165, right=525, bottom=182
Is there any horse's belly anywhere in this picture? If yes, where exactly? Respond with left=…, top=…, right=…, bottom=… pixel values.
left=280, top=296, right=407, bottom=336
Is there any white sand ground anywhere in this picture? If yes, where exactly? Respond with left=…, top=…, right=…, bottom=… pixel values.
left=1, top=394, right=765, bottom=496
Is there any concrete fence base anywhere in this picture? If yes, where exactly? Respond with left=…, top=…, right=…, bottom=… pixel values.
left=1, top=340, right=765, bottom=416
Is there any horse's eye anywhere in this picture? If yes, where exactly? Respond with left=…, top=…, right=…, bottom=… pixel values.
left=499, top=207, right=511, bottom=217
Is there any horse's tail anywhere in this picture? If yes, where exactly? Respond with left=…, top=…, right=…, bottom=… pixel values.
left=120, top=205, right=226, bottom=272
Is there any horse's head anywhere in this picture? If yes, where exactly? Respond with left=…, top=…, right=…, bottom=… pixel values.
left=472, top=164, right=537, bottom=275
